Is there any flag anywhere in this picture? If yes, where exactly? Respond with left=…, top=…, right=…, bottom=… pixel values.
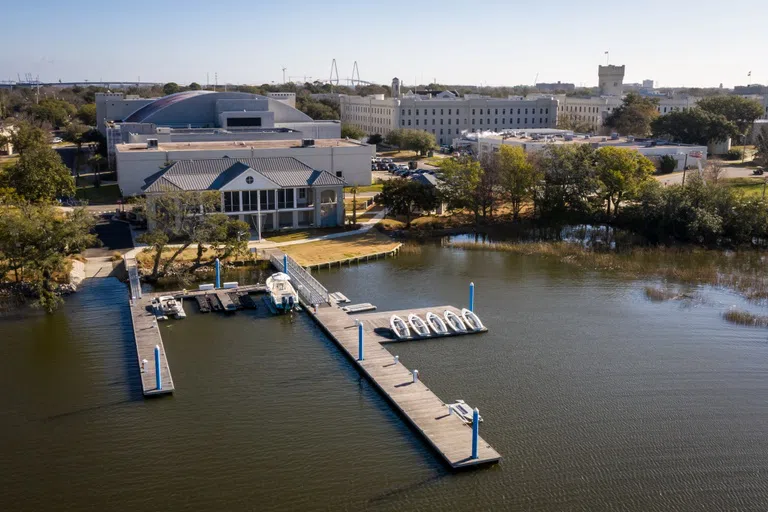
left=748, top=71, right=752, bottom=77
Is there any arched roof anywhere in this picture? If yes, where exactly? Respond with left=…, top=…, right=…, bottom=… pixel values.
left=123, top=90, right=212, bottom=122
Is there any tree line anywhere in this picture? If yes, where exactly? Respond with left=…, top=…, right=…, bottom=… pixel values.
left=0, top=123, right=97, bottom=312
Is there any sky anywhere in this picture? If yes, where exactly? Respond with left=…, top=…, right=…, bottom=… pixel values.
left=1, top=0, right=765, bottom=89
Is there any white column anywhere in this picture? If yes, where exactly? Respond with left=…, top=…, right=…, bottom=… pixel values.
left=238, top=191, right=243, bottom=213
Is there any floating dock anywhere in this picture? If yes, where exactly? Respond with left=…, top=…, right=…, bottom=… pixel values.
left=311, top=303, right=500, bottom=469
left=128, top=293, right=175, bottom=396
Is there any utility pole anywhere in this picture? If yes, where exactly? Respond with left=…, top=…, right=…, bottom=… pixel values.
left=282, top=67, right=287, bottom=84
left=214, top=72, right=217, bottom=92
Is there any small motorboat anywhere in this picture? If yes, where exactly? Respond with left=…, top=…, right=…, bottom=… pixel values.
left=425, top=312, right=448, bottom=335
left=461, top=308, right=484, bottom=331
left=444, top=310, right=467, bottom=333
left=151, top=295, right=186, bottom=320
left=448, top=400, right=483, bottom=425
left=390, top=315, right=410, bottom=339
left=408, top=314, right=430, bottom=337
left=266, top=272, right=298, bottom=313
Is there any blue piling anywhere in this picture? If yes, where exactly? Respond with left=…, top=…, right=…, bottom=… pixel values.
left=471, top=408, right=479, bottom=459
left=469, top=282, right=475, bottom=312
left=283, top=254, right=288, bottom=273
left=215, top=258, right=221, bottom=289
left=358, top=321, right=364, bottom=361
left=154, top=345, right=162, bottom=391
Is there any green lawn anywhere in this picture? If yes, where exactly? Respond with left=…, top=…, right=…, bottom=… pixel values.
left=75, top=184, right=123, bottom=204
left=344, top=183, right=383, bottom=193
left=724, top=177, right=767, bottom=198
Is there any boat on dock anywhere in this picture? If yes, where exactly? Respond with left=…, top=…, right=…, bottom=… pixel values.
left=390, top=315, right=411, bottom=339
left=151, top=295, right=186, bottom=320
left=408, top=314, right=430, bottom=337
left=425, top=312, right=448, bottom=335
left=444, top=310, right=467, bottom=333
left=461, top=308, right=484, bottom=331
left=266, top=272, right=298, bottom=313
left=448, top=400, right=483, bottom=425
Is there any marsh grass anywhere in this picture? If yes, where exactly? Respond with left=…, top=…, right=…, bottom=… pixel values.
left=723, top=309, right=768, bottom=327
left=448, top=240, right=768, bottom=301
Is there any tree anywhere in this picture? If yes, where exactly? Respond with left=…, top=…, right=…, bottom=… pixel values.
left=29, top=98, right=76, bottom=128
left=349, top=187, right=358, bottom=225
left=651, top=108, right=737, bottom=145
left=403, top=130, right=437, bottom=155
left=536, top=144, right=600, bottom=221
left=76, top=103, right=97, bottom=126
left=556, top=113, right=595, bottom=133
left=4, top=145, right=75, bottom=202
left=697, top=96, right=764, bottom=135
left=163, top=82, right=180, bottom=95
left=384, top=129, right=405, bottom=149
left=63, top=121, right=89, bottom=183
left=367, top=134, right=383, bottom=146
left=595, top=146, right=655, bottom=216
left=138, top=191, right=249, bottom=280
left=659, top=155, right=677, bottom=174
left=0, top=201, right=97, bottom=312
left=188, top=82, right=202, bottom=91
left=496, top=145, right=538, bottom=221
left=439, top=156, right=484, bottom=224
left=604, top=92, right=659, bottom=136
left=341, top=123, right=365, bottom=140
left=379, top=179, right=438, bottom=227
left=1, top=121, right=47, bottom=155
left=753, top=126, right=768, bottom=169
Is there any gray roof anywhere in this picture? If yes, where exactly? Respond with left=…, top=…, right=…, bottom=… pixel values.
left=412, top=172, right=441, bottom=188
left=142, top=157, right=344, bottom=193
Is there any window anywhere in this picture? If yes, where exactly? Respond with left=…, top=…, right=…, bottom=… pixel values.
left=502, top=118, right=505, bottom=124
left=401, top=119, right=405, bottom=126
left=487, top=118, right=490, bottom=124
left=277, top=189, right=294, bottom=209
left=540, top=108, right=543, bottom=114
left=440, top=108, right=444, bottom=115
left=432, top=119, right=435, bottom=125
left=260, top=190, right=275, bottom=210
left=495, top=109, right=498, bottom=115
left=456, top=119, right=459, bottom=125
left=447, top=129, right=451, bottom=135
left=416, top=109, right=419, bottom=115
left=525, top=108, right=528, bottom=114
left=448, top=108, right=452, bottom=115
left=416, top=119, right=419, bottom=125
left=494, top=118, right=497, bottom=124
left=480, top=109, right=483, bottom=115
left=517, top=118, right=520, bottom=124
left=479, top=119, right=482, bottom=125
left=440, top=119, right=443, bottom=125
left=401, top=109, right=404, bottom=115
left=472, top=109, right=476, bottom=115
left=298, top=188, right=306, bottom=199
left=223, top=191, right=240, bottom=213
left=524, top=118, right=527, bottom=124
left=408, top=120, right=411, bottom=126
left=440, top=128, right=443, bottom=134
left=503, top=109, right=506, bottom=114
left=242, top=191, right=258, bottom=211
left=432, top=109, right=435, bottom=115
left=336, top=171, right=343, bottom=178
left=517, top=109, right=521, bottom=114
left=546, top=108, right=549, bottom=114
left=408, top=109, right=411, bottom=115
left=472, top=119, right=475, bottom=125
left=448, top=119, right=451, bottom=125
left=245, top=176, right=254, bottom=185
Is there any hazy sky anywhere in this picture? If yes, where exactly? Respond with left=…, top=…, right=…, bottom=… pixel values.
left=1, top=0, right=765, bottom=89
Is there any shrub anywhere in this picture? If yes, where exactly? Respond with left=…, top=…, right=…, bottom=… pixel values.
left=723, top=149, right=742, bottom=161
left=658, top=155, right=677, bottom=174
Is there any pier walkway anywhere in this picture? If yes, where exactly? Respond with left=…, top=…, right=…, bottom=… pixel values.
left=311, top=303, right=501, bottom=469
left=128, top=292, right=175, bottom=396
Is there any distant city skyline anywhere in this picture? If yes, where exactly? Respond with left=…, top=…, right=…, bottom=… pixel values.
left=1, top=0, right=765, bottom=89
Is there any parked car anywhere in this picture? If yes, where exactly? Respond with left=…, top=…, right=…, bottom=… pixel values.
left=752, top=168, right=764, bottom=175
left=408, top=161, right=418, bottom=170
left=382, top=158, right=394, bottom=164
left=387, top=163, right=397, bottom=171
left=51, top=137, right=63, bottom=143
left=377, top=162, right=389, bottom=170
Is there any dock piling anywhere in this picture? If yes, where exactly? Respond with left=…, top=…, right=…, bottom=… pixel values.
left=469, top=282, right=475, bottom=312
left=394, top=355, right=399, bottom=365
left=283, top=254, right=288, bottom=274
left=357, top=321, right=364, bottom=361
left=154, top=345, right=162, bottom=391
left=413, top=369, right=419, bottom=383
left=215, top=258, right=221, bottom=289
left=471, top=408, right=479, bottom=459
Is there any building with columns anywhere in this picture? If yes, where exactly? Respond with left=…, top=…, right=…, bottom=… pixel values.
left=142, top=157, right=345, bottom=238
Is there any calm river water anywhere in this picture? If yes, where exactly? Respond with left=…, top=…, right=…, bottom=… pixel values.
left=3, top=242, right=768, bottom=511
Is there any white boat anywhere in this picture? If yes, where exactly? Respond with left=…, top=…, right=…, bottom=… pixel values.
left=151, top=295, right=186, bottom=319
left=390, top=315, right=410, bottom=339
left=408, top=314, right=430, bottom=337
left=426, top=312, right=448, bottom=335
left=461, top=308, right=484, bottom=331
left=448, top=400, right=483, bottom=425
left=266, top=272, right=298, bottom=313
left=444, top=310, right=467, bottom=333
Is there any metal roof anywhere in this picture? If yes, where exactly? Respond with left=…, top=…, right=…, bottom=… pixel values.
left=142, top=157, right=344, bottom=193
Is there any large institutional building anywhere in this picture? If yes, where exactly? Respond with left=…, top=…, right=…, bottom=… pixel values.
left=340, top=78, right=559, bottom=146
left=96, top=91, right=373, bottom=200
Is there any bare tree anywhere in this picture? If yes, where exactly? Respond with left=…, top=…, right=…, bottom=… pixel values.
left=704, top=159, right=726, bottom=184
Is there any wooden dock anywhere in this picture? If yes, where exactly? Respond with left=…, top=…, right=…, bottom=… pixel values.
left=128, top=293, right=175, bottom=396
left=311, top=304, right=501, bottom=469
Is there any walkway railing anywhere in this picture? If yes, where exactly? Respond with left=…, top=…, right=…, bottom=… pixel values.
left=125, top=256, right=142, bottom=300
left=269, top=252, right=329, bottom=306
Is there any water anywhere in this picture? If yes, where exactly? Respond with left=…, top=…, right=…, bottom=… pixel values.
left=3, top=244, right=768, bottom=510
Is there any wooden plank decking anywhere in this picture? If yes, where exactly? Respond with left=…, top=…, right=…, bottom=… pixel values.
left=312, top=304, right=500, bottom=469
left=128, top=294, right=175, bottom=396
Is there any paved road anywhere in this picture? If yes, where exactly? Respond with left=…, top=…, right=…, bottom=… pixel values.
left=655, top=166, right=760, bottom=186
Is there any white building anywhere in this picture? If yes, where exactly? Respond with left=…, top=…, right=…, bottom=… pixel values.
left=340, top=78, right=559, bottom=146
left=115, top=138, right=373, bottom=196
left=142, top=157, right=345, bottom=237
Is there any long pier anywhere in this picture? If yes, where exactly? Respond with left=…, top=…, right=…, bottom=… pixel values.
left=309, top=301, right=500, bottom=469
left=128, top=293, right=175, bottom=396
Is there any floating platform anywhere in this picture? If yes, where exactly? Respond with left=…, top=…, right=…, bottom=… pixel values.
left=341, top=302, right=377, bottom=313
left=311, top=304, right=500, bottom=469
left=128, top=294, right=175, bottom=396
left=329, top=292, right=350, bottom=303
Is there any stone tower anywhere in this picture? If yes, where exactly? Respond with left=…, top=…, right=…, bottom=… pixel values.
left=598, top=65, right=625, bottom=96
left=391, top=77, right=401, bottom=99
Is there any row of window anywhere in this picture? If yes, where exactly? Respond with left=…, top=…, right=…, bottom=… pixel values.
left=402, top=118, right=550, bottom=127
left=223, top=189, right=304, bottom=213
left=399, top=107, right=549, bottom=116
left=561, top=105, right=600, bottom=113
left=348, top=105, right=393, bottom=115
